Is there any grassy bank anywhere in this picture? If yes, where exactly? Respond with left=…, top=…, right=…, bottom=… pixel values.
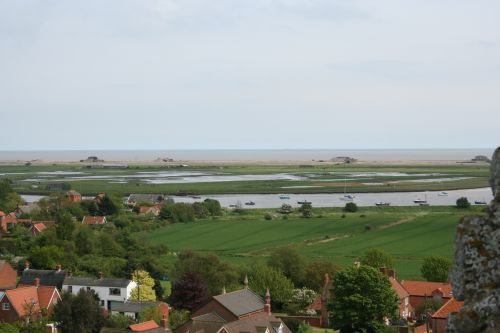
left=142, top=206, right=483, bottom=280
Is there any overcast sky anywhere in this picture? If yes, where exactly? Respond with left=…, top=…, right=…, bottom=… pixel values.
left=0, top=0, right=499, bottom=150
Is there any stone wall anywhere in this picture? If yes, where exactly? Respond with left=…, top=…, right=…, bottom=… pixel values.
left=447, top=147, right=500, bottom=332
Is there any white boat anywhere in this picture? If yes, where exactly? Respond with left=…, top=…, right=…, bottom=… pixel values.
left=339, top=177, right=355, bottom=201
left=414, top=198, right=427, bottom=204
left=279, top=194, right=290, bottom=200
left=375, top=202, right=391, bottom=207
left=438, top=192, right=448, bottom=196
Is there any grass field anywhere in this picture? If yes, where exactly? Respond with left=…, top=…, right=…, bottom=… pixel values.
left=0, top=163, right=490, bottom=196
left=142, top=206, right=483, bottom=281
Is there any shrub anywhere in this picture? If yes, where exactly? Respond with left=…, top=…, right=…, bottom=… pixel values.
left=264, top=213, right=273, bottom=220
left=344, top=202, right=358, bottom=212
left=456, top=197, right=470, bottom=208
left=341, top=214, right=346, bottom=218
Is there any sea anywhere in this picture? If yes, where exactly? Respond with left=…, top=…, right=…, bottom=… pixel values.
left=0, top=149, right=495, bottom=163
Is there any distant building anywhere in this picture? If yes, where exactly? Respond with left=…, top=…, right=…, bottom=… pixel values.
left=111, top=301, right=169, bottom=320
left=176, top=278, right=291, bottom=333
left=65, top=190, right=82, bottom=203
left=29, top=221, right=55, bottom=236
left=400, top=280, right=453, bottom=318
left=19, top=263, right=68, bottom=290
left=431, top=298, right=464, bottom=333
left=63, top=274, right=137, bottom=311
left=0, top=211, right=17, bottom=233
left=379, top=268, right=411, bottom=319
left=127, top=194, right=165, bottom=207
left=0, top=260, right=17, bottom=291
left=137, top=204, right=162, bottom=216
left=0, top=280, right=61, bottom=323
left=82, top=216, right=107, bottom=225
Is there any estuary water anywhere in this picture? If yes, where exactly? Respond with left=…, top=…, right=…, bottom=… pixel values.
left=21, top=187, right=493, bottom=208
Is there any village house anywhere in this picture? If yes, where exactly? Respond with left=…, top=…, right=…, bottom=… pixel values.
left=400, top=280, right=452, bottom=318
left=111, top=300, right=169, bottom=320
left=0, top=260, right=17, bottom=291
left=28, top=221, right=55, bottom=236
left=379, top=268, right=411, bottom=319
left=126, top=194, right=165, bottom=207
left=82, top=215, right=107, bottom=225
left=176, top=277, right=291, bottom=333
left=0, top=278, right=61, bottom=323
left=62, top=273, right=137, bottom=311
left=0, top=211, right=18, bottom=233
left=65, top=190, right=82, bottom=203
left=430, top=297, right=464, bottom=333
left=101, top=318, right=171, bottom=333
left=19, top=263, right=68, bottom=290
left=137, top=204, right=162, bottom=216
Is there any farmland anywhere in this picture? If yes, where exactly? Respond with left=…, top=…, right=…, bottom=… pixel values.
left=143, top=205, right=484, bottom=280
left=0, top=162, right=490, bottom=196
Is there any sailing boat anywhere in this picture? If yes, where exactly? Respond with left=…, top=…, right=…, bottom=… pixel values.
left=340, top=176, right=355, bottom=201
left=414, top=192, right=428, bottom=205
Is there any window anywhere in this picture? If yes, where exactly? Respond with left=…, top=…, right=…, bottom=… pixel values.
left=2, top=303, right=10, bottom=310
left=101, top=300, right=105, bottom=307
left=109, top=288, right=121, bottom=296
left=67, top=286, right=73, bottom=293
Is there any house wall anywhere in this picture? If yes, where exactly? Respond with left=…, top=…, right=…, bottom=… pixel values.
left=62, top=282, right=136, bottom=309
left=431, top=318, right=447, bottom=333
left=0, top=295, right=20, bottom=323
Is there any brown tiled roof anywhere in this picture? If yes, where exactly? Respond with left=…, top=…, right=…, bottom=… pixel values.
left=389, top=277, right=409, bottom=299
left=221, top=312, right=290, bottom=333
left=82, top=216, right=106, bottom=225
left=308, top=295, right=322, bottom=311
left=0, top=211, right=5, bottom=217
left=4, top=286, right=40, bottom=317
left=432, top=298, right=464, bottom=319
left=213, top=288, right=264, bottom=317
left=129, top=320, right=160, bottom=331
left=32, top=223, right=47, bottom=232
left=401, top=280, right=452, bottom=298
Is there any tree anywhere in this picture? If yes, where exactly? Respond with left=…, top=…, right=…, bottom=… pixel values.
left=153, top=279, right=166, bottom=301
left=360, top=248, right=394, bottom=269
left=169, top=271, right=209, bottom=311
left=344, top=202, right=358, bottom=213
left=329, top=266, right=399, bottom=333
left=169, top=309, right=190, bottom=330
left=74, top=227, right=94, bottom=256
left=0, top=178, right=23, bottom=212
left=160, top=203, right=195, bottom=223
left=420, top=256, right=452, bottom=282
left=28, top=246, right=63, bottom=269
left=296, top=321, right=313, bottom=333
left=268, top=247, right=306, bottom=286
left=171, top=251, right=239, bottom=295
left=299, top=203, right=313, bottom=218
left=286, top=288, right=318, bottom=315
left=303, top=260, right=339, bottom=292
left=53, top=289, right=105, bottom=333
left=247, top=263, right=294, bottom=304
left=203, top=199, right=222, bottom=216
left=130, top=270, right=157, bottom=301
left=456, top=197, right=471, bottom=209
left=278, top=204, right=293, bottom=215
left=138, top=305, right=163, bottom=324
left=98, top=194, right=118, bottom=215
left=55, top=211, right=75, bottom=241
left=106, top=314, right=133, bottom=329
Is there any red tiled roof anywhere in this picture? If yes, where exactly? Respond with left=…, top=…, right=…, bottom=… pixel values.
left=33, top=223, right=47, bottom=232
left=32, top=220, right=56, bottom=227
left=401, top=280, right=452, bottom=298
left=82, top=216, right=106, bottom=225
left=308, top=295, right=322, bottom=311
left=37, top=286, right=59, bottom=309
left=129, top=320, right=160, bottom=331
left=390, top=277, right=409, bottom=299
left=432, top=298, right=464, bottom=319
left=0, top=211, right=6, bottom=217
left=4, top=286, right=40, bottom=317
left=0, top=261, right=17, bottom=290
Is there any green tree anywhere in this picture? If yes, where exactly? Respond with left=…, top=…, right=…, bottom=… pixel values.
left=55, top=211, right=75, bottom=241
left=278, top=204, right=293, bottom=215
left=74, top=227, right=94, bottom=256
left=28, top=246, right=63, bottom=269
left=0, top=178, right=23, bottom=212
left=130, top=270, right=157, bottom=301
left=456, top=197, right=471, bottom=208
left=344, top=202, right=358, bottom=212
left=329, top=266, right=399, bottom=333
left=53, top=289, right=105, bottom=333
left=296, top=321, right=313, bottom=333
left=202, top=199, right=222, bottom=216
left=360, top=248, right=394, bottom=269
left=153, top=279, right=165, bottom=300
left=98, top=194, right=119, bottom=215
left=268, top=247, right=306, bottom=286
left=421, top=256, right=452, bottom=282
left=169, top=309, right=190, bottom=330
left=160, top=203, right=195, bottom=223
left=286, top=288, right=318, bottom=315
left=303, top=260, right=339, bottom=292
left=247, top=263, right=294, bottom=304
left=106, top=314, right=133, bottom=329
left=299, top=203, right=313, bottom=218
left=138, top=305, right=163, bottom=324
left=171, top=251, right=239, bottom=295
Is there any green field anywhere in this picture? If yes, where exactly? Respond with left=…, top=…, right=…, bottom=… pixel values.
left=0, top=163, right=490, bottom=196
left=142, top=206, right=483, bottom=280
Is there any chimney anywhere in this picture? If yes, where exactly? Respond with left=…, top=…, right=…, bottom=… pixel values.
left=160, top=314, right=169, bottom=330
left=98, top=272, right=104, bottom=279
left=244, top=274, right=249, bottom=289
left=387, top=269, right=396, bottom=279
left=56, top=264, right=61, bottom=272
left=222, top=286, right=226, bottom=294
left=264, top=288, right=271, bottom=314
left=24, top=261, right=30, bottom=271
left=354, top=261, right=360, bottom=268
left=379, top=267, right=387, bottom=276
left=34, top=277, right=40, bottom=288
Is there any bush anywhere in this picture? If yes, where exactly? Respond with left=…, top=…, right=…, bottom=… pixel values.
left=456, top=197, right=470, bottom=208
left=364, top=224, right=372, bottom=232
left=344, top=202, right=358, bottom=212
left=264, top=213, right=273, bottom=220
left=341, top=214, right=346, bottom=218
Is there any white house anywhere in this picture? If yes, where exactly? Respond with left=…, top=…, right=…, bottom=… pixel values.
left=62, top=274, right=137, bottom=310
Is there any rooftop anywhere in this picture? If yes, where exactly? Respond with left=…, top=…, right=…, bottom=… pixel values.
left=213, top=288, right=265, bottom=317
left=64, top=276, right=132, bottom=288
